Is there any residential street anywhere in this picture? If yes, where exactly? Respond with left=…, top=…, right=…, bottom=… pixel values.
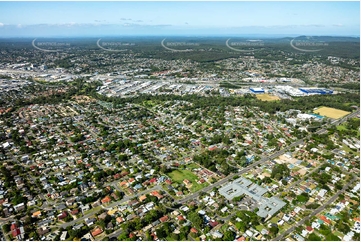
left=274, top=175, right=358, bottom=240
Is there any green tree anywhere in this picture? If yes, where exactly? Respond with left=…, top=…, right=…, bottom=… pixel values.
left=170, top=233, right=179, bottom=241
left=269, top=226, right=279, bottom=236
left=188, top=211, right=204, bottom=230
left=155, top=227, right=166, bottom=239
left=234, top=221, right=246, bottom=232
left=271, top=164, right=290, bottom=180
left=2, top=224, right=10, bottom=233
left=325, top=233, right=341, bottom=241
left=117, top=232, right=128, bottom=241
left=307, top=233, right=322, bottom=241
left=223, top=230, right=235, bottom=241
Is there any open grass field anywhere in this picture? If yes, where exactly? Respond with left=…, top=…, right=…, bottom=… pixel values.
left=187, top=163, right=201, bottom=169
left=256, top=94, right=281, bottom=101
left=167, top=168, right=207, bottom=193
left=313, top=107, right=350, bottom=119
left=337, top=124, right=348, bottom=131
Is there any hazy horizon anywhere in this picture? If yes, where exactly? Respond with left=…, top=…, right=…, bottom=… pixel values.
left=0, top=34, right=360, bottom=39
left=0, top=1, right=359, bottom=38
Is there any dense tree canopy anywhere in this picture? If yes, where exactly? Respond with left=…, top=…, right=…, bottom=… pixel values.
left=271, top=163, right=290, bottom=181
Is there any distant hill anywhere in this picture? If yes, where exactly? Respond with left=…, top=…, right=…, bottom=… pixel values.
left=0, top=36, right=359, bottom=61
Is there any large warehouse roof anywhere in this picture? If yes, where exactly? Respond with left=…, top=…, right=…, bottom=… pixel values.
left=250, top=87, right=265, bottom=93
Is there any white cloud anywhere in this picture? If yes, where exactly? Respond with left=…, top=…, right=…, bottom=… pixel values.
left=123, top=23, right=135, bottom=27
left=333, top=23, right=343, bottom=27
left=0, top=22, right=4, bottom=27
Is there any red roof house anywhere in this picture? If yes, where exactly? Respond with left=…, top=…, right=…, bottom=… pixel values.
left=318, top=215, right=331, bottom=225
left=209, top=220, right=219, bottom=228
left=10, top=223, right=17, bottom=231
left=91, top=227, right=103, bottom=237
left=149, top=178, right=157, bottom=184
left=12, top=228, right=21, bottom=238
left=58, top=211, right=68, bottom=220
left=101, top=196, right=112, bottom=204
left=306, top=226, right=313, bottom=232
left=71, top=209, right=79, bottom=215
left=159, top=215, right=169, bottom=223
left=150, top=191, right=163, bottom=199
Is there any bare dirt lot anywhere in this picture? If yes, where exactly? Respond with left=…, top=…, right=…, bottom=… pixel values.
left=256, top=94, right=281, bottom=101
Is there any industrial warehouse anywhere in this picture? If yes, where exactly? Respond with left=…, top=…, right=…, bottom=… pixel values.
left=299, top=88, right=334, bottom=95
left=249, top=86, right=335, bottom=97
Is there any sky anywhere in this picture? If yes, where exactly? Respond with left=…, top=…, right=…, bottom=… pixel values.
left=0, top=1, right=359, bottom=37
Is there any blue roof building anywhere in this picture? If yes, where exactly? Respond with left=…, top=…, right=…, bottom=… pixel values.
left=250, top=87, right=265, bottom=93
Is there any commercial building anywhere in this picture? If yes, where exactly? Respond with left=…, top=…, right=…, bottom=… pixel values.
left=249, top=87, right=265, bottom=94
left=299, top=88, right=333, bottom=95
left=219, top=177, right=286, bottom=218
left=275, top=86, right=304, bottom=97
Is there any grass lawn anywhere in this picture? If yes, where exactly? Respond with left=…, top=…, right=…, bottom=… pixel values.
left=220, top=224, right=229, bottom=233
left=333, top=231, right=344, bottom=238
left=278, top=222, right=291, bottom=234
left=337, top=125, right=348, bottom=131
left=281, top=223, right=291, bottom=232
left=82, top=206, right=102, bottom=216
left=142, top=100, right=158, bottom=108
left=342, top=143, right=352, bottom=151
left=343, top=144, right=360, bottom=156
left=256, top=225, right=266, bottom=232
left=270, top=217, right=279, bottom=224
left=187, top=163, right=201, bottom=169
left=341, top=144, right=354, bottom=154
left=167, top=169, right=208, bottom=193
